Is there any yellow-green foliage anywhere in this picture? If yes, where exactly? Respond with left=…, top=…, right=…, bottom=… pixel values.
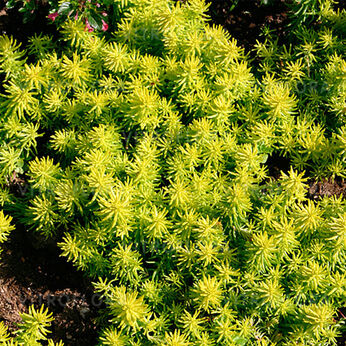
left=0, top=305, right=63, bottom=345
left=0, top=0, right=345, bottom=345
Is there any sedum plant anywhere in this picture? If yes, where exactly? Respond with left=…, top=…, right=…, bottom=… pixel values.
left=0, top=0, right=345, bottom=344
left=0, top=210, right=15, bottom=257
left=0, top=305, right=63, bottom=345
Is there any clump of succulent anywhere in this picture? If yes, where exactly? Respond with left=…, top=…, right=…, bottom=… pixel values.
left=0, top=0, right=345, bottom=344
left=0, top=305, right=63, bottom=345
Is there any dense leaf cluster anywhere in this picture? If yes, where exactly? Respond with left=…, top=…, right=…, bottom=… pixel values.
left=0, top=0, right=345, bottom=344
left=0, top=305, right=62, bottom=345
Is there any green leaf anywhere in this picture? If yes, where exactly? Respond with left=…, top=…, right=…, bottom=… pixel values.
left=231, top=335, right=248, bottom=346
left=23, top=13, right=33, bottom=24
left=87, top=14, right=103, bottom=31
left=260, top=153, right=268, bottom=163
left=5, top=0, right=16, bottom=9
left=58, top=2, right=71, bottom=15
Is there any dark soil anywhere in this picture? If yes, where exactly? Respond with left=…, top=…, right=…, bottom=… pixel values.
left=207, top=0, right=290, bottom=50
left=308, top=177, right=346, bottom=200
left=0, top=225, right=102, bottom=345
left=266, top=153, right=346, bottom=199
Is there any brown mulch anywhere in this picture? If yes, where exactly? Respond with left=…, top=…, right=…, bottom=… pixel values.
left=308, top=178, right=346, bottom=199
left=0, top=226, right=102, bottom=345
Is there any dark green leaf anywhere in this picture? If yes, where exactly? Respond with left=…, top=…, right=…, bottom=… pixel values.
left=87, top=14, right=103, bottom=31
left=6, top=0, right=16, bottom=9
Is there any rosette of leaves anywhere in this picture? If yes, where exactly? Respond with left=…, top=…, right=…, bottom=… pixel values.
left=0, top=305, right=63, bottom=345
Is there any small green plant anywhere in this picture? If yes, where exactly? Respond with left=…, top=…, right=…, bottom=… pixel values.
left=0, top=305, right=63, bottom=345
left=0, top=210, right=15, bottom=257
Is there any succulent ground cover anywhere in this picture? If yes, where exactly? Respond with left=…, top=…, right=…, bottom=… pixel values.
left=0, top=0, right=345, bottom=345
